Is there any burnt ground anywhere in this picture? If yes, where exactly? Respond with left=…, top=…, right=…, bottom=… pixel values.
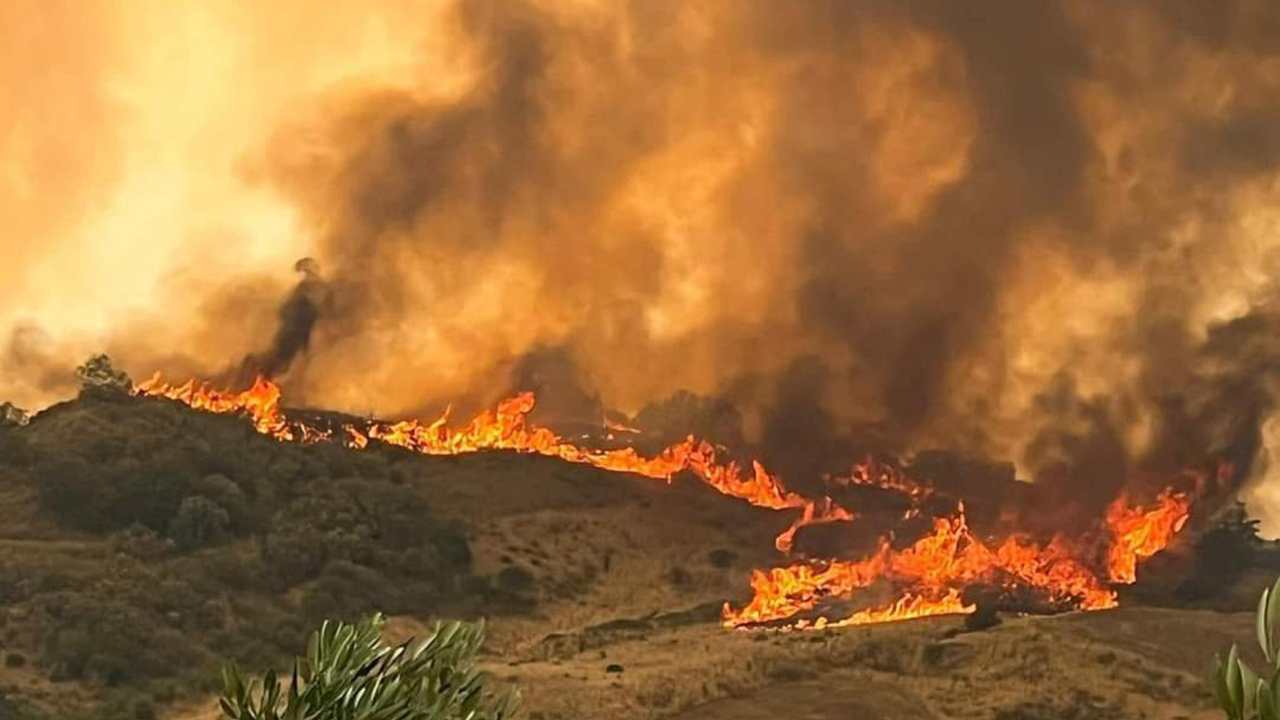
left=0, top=392, right=1265, bottom=719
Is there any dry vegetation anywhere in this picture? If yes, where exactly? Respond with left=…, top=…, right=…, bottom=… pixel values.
left=0, top=389, right=1271, bottom=719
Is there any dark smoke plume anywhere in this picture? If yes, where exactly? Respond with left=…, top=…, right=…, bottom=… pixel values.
left=18, top=0, right=1276, bottom=526
left=237, top=258, right=327, bottom=383
left=243, top=1, right=1280, bottom=506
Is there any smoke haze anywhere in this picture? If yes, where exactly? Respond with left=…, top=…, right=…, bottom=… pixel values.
left=6, top=1, right=1280, bottom=529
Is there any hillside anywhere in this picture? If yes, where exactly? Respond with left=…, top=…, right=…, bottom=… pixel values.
left=0, top=389, right=1270, bottom=719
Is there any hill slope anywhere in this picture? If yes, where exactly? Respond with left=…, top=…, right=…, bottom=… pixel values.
left=0, top=390, right=1268, bottom=719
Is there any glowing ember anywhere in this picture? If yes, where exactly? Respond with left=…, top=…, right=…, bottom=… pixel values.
left=135, top=374, right=1195, bottom=631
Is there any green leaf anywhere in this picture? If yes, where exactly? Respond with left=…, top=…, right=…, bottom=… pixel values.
left=1269, top=576, right=1280, bottom=669
left=1259, top=679, right=1276, bottom=720
left=216, top=612, right=517, bottom=720
left=1261, top=585, right=1273, bottom=662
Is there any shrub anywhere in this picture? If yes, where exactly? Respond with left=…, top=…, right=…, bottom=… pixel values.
left=111, top=524, right=175, bottom=561
left=0, top=401, right=29, bottom=427
left=76, top=354, right=132, bottom=398
left=0, top=426, right=33, bottom=466
left=35, top=457, right=106, bottom=529
left=217, top=613, right=518, bottom=720
left=37, top=591, right=196, bottom=685
left=168, top=496, right=231, bottom=551
left=1214, top=576, right=1280, bottom=718
left=190, top=474, right=250, bottom=530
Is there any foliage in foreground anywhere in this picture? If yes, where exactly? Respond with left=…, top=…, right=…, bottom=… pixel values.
left=219, top=613, right=518, bottom=720
left=1215, top=577, right=1280, bottom=719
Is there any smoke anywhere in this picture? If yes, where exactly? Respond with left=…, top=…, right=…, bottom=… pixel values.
left=235, top=258, right=328, bottom=383
left=7, top=1, right=1280, bottom=527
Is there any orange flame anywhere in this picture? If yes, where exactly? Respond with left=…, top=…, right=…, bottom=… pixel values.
left=136, top=373, right=296, bottom=440
left=135, top=376, right=851, bottom=551
left=135, top=374, right=1194, bottom=631
left=794, top=590, right=975, bottom=630
left=1105, top=489, right=1192, bottom=584
left=722, top=508, right=1119, bottom=628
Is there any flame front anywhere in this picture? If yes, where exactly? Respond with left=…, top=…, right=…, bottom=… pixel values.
left=721, top=509, right=1120, bottom=629
left=1105, top=489, right=1192, bottom=584
left=135, top=374, right=1196, bottom=630
left=136, top=375, right=848, bottom=546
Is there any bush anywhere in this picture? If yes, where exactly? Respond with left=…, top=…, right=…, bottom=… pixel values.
left=0, top=401, right=29, bottom=427
left=75, top=354, right=132, bottom=395
left=261, top=483, right=471, bottom=592
left=36, top=459, right=192, bottom=534
left=189, top=474, right=250, bottom=530
left=35, top=457, right=106, bottom=529
left=217, top=613, right=518, bottom=720
left=111, top=524, right=175, bottom=561
left=37, top=592, right=196, bottom=685
left=0, top=427, right=32, bottom=465
left=168, top=496, right=230, bottom=551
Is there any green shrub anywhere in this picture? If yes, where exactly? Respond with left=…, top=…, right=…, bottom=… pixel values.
left=111, top=524, right=175, bottom=561
left=35, top=457, right=106, bottom=529
left=190, top=474, right=251, bottom=530
left=168, top=496, right=231, bottom=551
left=1214, top=576, right=1280, bottom=718
left=217, top=613, right=518, bottom=720
left=76, top=354, right=133, bottom=401
left=37, top=591, right=197, bottom=685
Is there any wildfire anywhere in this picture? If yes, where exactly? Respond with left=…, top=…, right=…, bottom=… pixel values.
left=797, top=590, right=974, bottom=630
left=136, top=373, right=295, bottom=440
left=135, top=375, right=850, bottom=550
left=722, top=509, right=1119, bottom=629
left=1105, top=489, right=1192, bottom=584
left=134, top=373, right=1196, bottom=631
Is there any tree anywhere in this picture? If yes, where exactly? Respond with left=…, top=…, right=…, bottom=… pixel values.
left=218, top=613, right=518, bottom=720
left=76, top=354, right=132, bottom=396
left=0, top=401, right=28, bottom=427
left=1214, top=576, right=1280, bottom=718
left=168, top=496, right=231, bottom=551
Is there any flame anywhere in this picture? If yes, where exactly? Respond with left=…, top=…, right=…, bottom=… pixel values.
left=796, top=590, right=974, bottom=630
left=135, top=374, right=1195, bottom=631
left=1105, top=489, right=1192, bottom=584
left=833, top=455, right=934, bottom=501
left=136, top=373, right=295, bottom=440
left=723, top=508, right=1119, bottom=628
left=604, top=416, right=641, bottom=434
left=135, top=375, right=851, bottom=550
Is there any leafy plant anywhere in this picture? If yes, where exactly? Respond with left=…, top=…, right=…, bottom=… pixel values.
left=1214, top=576, right=1280, bottom=718
left=218, top=613, right=518, bottom=720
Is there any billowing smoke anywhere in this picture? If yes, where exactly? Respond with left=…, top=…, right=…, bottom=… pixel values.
left=6, top=1, right=1280, bottom=528
left=235, top=258, right=328, bottom=383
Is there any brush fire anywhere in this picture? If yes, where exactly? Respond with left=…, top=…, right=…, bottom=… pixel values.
left=136, top=372, right=1199, bottom=631
left=14, top=2, right=1280, bottom=716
